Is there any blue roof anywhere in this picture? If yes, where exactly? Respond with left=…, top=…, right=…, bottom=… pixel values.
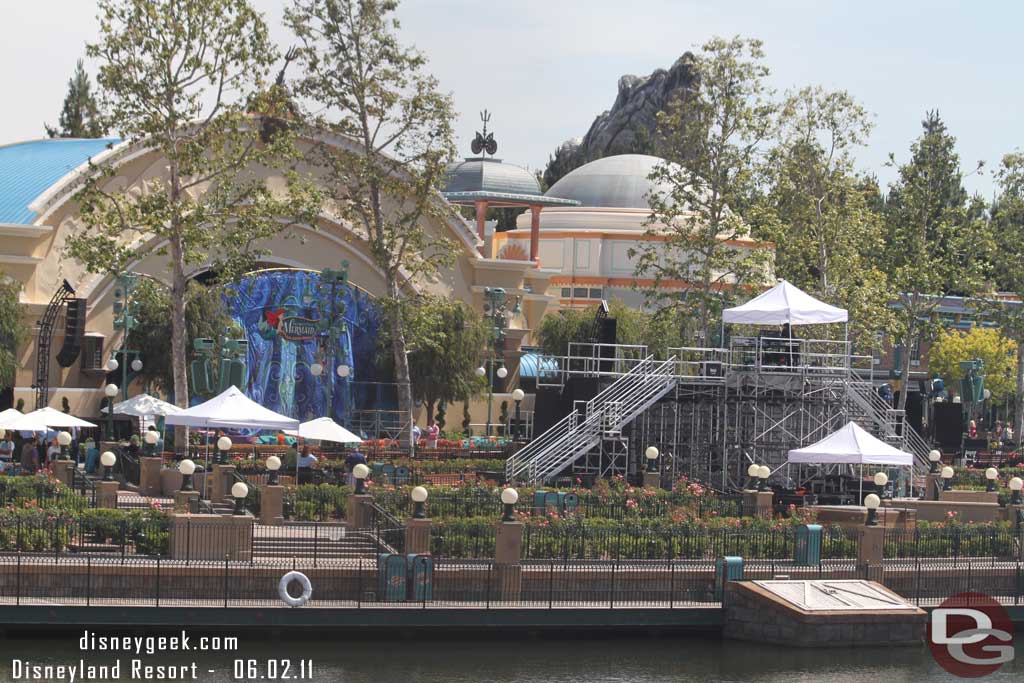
left=519, top=352, right=558, bottom=379
left=0, top=138, right=120, bottom=224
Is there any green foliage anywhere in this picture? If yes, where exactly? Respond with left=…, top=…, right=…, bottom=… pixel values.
left=286, top=0, right=459, bottom=439
left=45, top=58, right=106, bottom=139
left=929, top=327, right=1016, bottom=403
left=631, top=36, right=774, bottom=344
left=536, top=298, right=686, bottom=358
left=284, top=484, right=350, bottom=521
left=0, top=273, right=26, bottom=389
left=66, top=0, right=322, bottom=410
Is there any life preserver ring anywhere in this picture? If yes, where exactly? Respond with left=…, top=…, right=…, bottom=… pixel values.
left=278, top=571, right=312, bottom=607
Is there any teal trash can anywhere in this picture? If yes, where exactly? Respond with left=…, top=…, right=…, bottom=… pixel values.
left=407, top=554, right=434, bottom=602
left=563, top=493, right=579, bottom=512
left=532, top=490, right=549, bottom=512
left=794, top=524, right=823, bottom=566
left=544, top=491, right=563, bottom=512
left=394, top=466, right=410, bottom=485
left=378, top=554, right=407, bottom=602
left=714, top=556, right=743, bottom=600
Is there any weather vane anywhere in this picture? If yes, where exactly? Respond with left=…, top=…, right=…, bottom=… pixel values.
left=471, top=109, right=497, bottom=157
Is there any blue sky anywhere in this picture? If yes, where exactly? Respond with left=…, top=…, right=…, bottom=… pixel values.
left=3, top=0, right=1020, bottom=197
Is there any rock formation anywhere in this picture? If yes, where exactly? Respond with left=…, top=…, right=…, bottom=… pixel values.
left=543, top=52, right=697, bottom=188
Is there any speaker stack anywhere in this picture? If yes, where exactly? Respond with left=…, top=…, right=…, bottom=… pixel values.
left=55, top=298, right=87, bottom=368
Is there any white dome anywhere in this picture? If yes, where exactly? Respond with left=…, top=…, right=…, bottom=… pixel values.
left=545, top=154, right=675, bottom=209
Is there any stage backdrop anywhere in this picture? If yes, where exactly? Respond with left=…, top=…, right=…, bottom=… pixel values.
left=225, top=269, right=385, bottom=427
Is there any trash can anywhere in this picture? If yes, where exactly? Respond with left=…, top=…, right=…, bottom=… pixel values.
left=407, top=554, right=434, bottom=602
left=794, top=524, right=823, bottom=566
left=714, top=556, right=743, bottom=601
left=378, top=553, right=407, bottom=602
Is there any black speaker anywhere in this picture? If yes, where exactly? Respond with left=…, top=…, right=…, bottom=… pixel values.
left=597, top=317, right=616, bottom=345
left=56, top=298, right=87, bottom=368
left=932, top=402, right=964, bottom=451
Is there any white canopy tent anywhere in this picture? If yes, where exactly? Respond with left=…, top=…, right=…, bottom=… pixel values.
left=102, top=393, right=182, bottom=418
left=19, top=407, right=98, bottom=430
left=285, top=417, right=362, bottom=444
left=0, top=408, right=25, bottom=431
left=788, top=421, right=913, bottom=467
left=722, top=280, right=848, bottom=326
left=165, top=386, right=299, bottom=431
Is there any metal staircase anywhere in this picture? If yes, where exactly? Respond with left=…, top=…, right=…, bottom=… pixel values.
left=844, top=374, right=931, bottom=473
left=506, top=356, right=677, bottom=484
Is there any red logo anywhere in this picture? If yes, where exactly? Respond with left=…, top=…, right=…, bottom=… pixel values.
left=928, top=592, right=1015, bottom=677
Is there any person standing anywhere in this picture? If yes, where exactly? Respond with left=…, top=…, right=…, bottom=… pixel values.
left=46, top=437, right=61, bottom=465
left=0, top=432, right=14, bottom=468
left=344, top=449, right=367, bottom=486
left=297, top=445, right=318, bottom=485
left=20, top=436, right=39, bottom=475
left=425, top=420, right=439, bottom=449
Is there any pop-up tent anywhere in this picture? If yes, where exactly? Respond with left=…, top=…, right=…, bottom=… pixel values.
left=165, top=386, right=298, bottom=431
left=18, top=406, right=98, bottom=430
left=722, top=280, right=848, bottom=326
left=0, top=408, right=24, bottom=431
left=285, top=417, right=361, bottom=444
left=102, top=393, right=182, bottom=418
left=787, top=421, right=913, bottom=466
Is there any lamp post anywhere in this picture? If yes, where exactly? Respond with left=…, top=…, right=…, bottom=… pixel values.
left=103, top=383, right=118, bottom=440
left=480, top=287, right=519, bottom=438
left=511, top=388, right=525, bottom=440
left=747, top=463, right=760, bottom=490
left=217, top=436, right=232, bottom=465
left=231, top=482, right=249, bottom=515
left=352, top=463, right=369, bottom=494
left=144, top=429, right=159, bottom=456
left=500, top=487, right=518, bottom=522
left=100, top=451, right=116, bottom=481
left=873, top=471, right=889, bottom=499
left=941, top=466, right=954, bottom=492
left=179, top=459, right=196, bottom=492
left=411, top=486, right=428, bottom=519
left=315, top=263, right=351, bottom=422
left=757, top=465, right=770, bottom=492
left=1010, top=477, right=1023, bottom=505
left=266, top=455, right=282, bottom=486
left=57, top=431, right=72, bottom=460
left=928, top=449, right=942, bottom=474
left=644, top=446, right=659, bottom=473
left=864, top=493, right=881, bottom=526
left=985, top=467, right=999, bottom=493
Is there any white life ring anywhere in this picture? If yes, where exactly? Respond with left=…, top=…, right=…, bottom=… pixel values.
left=278, top=571, right=313, bottom=607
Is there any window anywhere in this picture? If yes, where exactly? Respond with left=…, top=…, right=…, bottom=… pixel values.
left=560, top=287, right=571, bottom=298
left=81, top=336, right=104, bottom=371
left=573, top=288, right=588, bottom=298
left=588, top=288, right=603, bottom=299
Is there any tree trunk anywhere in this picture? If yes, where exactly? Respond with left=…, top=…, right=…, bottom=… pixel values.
left=1015, top=335, right=1024, bottom=438
left=425, top=400, right=435, bottom=425
left=387, top=280, right=413, bottom=447
left=897, top=326, right=915, bottom=414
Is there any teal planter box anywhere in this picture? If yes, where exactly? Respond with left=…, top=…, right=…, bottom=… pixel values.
left=794, top=524, right=823, bottom=566
left=714, top=556, right=743, bottom=600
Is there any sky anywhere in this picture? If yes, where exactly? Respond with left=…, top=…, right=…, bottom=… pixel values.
left=2, top=0, right=1021, bottom=198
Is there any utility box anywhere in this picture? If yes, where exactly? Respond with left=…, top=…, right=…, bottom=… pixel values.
left=794, top=524, right=823, bottom=566
left=715, top=556, right=743, bottom=600
left=407, top=554, right=434, bottom=602
left=378, top=553, right=407, bottom=602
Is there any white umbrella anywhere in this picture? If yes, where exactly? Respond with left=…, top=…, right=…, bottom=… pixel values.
left=18, top=406, right=97, bottom=429
left=102, top=393, right=181, bottom=417
left=164, top=386, right=299, bottom=431
left=285, top=417, right=362, bottom=444
left=0, top=408, right=24, bottom=431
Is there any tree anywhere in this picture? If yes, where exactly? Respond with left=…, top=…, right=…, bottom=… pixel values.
left=883, top=111, right=988, bottom=413
left=0, top=274, right=26, bottom=391
left=130, top=278, right=236, bottom=396
left=760, top=86, right=894, bottom=349
left=401, top=296, right=489, bottom=424
left=536, top=299, right=686, bottom=358
left=982, top=152, right=1024, bottom=433
left=928, top=327, right=1016, bottom=404
left=65, top=0, right=321, bottom=412
left=286, top=0, right=458, bottom=444
left=631, top=36, right=773, bottom=345
left=45, top=59, right=106, bottom=139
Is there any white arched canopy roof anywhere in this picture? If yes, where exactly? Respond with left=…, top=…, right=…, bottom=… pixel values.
left=723, top=280, right=847, bottom=326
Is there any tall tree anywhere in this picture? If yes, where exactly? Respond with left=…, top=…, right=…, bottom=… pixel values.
left=982, top=152, right=1024, bottom=433
left=286, top=0, right=458, bottom=444
left=883, top=111, right=987, bottom=413
left=760, top=86, right=893, bottom=349
left=928, top=327, right=1015, bottom=404
left=0, top=274, right=26, bottom=391
left=631, top=36, right=773, bottom=345
left=45, top=59, right=106, bottom=139
left=65, top=0, right=321, bottom=412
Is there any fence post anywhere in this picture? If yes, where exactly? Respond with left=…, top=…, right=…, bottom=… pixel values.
left=86, top=555, right=91, bottom=607
left=121, top=520, right=127, bottom=565
left=669, top=561, right=675, bottom=609
left=223, top=553, right=229, bottom=608
left=485, top=562, right=492, bottom=609
left=156, top=555, right=160, bottom=607
left=357, top=556, right=363, bottom=608
left=548, top=561, right=554, bottom=608
left=15, top=551, right=20, bottom=606
left=313, top=524, right=319, bottom=568
left=609, top=561, right=616, bottom=609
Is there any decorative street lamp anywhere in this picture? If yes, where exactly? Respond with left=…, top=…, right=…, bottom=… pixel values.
left=496, top=367, right=508, bottom=379
left=144, top=429, right=159, bottom=456
left=106, top=357, right=119, bottom=372
left=757, top=465, right=771, bottom=492
left=864, top=493, right=881, bottom=526
left=873, top=471, right=889, bottom=498
left=100, top=451, right=117, bottom=481
left=178, top=459, right=196, bottom=492
left=1010, top=477, right=1023, bottom=505
left=231, top=482, right=249, bottom=515
left=500, top=487, right=518, bottom=522
left=104, top=383, right=119, bottom=439
left=511, top=388, right=525, bottom=440
left=315, top=263, right=351, bottom=422
left=57, top=431, right=72, bottom=460
left=411, top=486, right=428, bottom=519
left=928, top=449, right=942, bottom=474
left=480, top=287, right=520, bottom=438
left=941, top=466, right=955, bottom=492
left=336, top=364, right=350, bottom=378
left=644, top=446, right=659, bottom=472
left=131, top=358, right=143, bottom=372
left=266, top=455, right=282, bottom=486
left=352, top=463, right=369, bottom=494
left=747, top=463, right=760, bottom=490
left=217, top=436, right=232, bottom=464
left=985, top=467, right=999, bottom=493
left=310, top=363, right=323, bottom=377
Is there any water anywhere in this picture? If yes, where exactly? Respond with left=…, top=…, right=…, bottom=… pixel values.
left=0, top=636, right=1020, bottom=682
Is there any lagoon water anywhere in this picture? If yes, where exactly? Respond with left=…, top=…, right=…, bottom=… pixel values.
left=0, top=636, right=1020, bottom=682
